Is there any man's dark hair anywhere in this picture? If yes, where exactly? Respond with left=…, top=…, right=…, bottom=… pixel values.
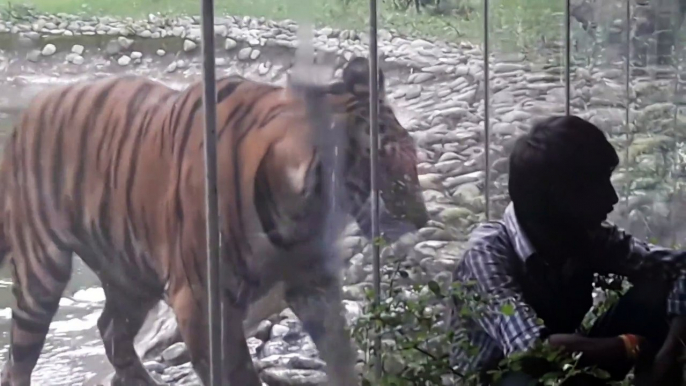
left=508, top=115, right=619, bottom=213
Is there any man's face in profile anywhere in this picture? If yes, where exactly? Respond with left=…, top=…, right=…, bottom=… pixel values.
left=549, top=165, right=620, bottom=232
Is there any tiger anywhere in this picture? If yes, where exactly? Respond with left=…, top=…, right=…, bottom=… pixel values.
left=0, top=56, right=429, bottom=386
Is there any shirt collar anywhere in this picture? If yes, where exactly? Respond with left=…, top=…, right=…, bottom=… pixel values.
left=503, top=203, right=536, bottom=262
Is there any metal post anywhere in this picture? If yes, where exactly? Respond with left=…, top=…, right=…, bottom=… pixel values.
left=483, top=0, right=491, bottom=221
left=564, top=0, right=571, bottom=115
left=200, top=0, right=222, bottom=384
left=368, top=0, right=382, bottom=381
left=670, top=4, right=680, bottom=248
left=624, top=0, right=631, bottom=209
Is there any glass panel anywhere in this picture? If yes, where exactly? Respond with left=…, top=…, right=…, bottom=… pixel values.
left=619, top=0, right=682, bottom=246
left=486, top=0, right=567, bottom=220
left=0, top=0, right=291, bottom=384
left=569, top=1, right=632, bottom=235
left=672, top=23, right=686, bottom=250
left=15, top=0, right=686, bottom=384
left=342, top=1, right=478, bottom=382
left=0, top=1, right=222, bottom=383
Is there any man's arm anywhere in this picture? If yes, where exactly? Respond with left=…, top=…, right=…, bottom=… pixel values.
left=589, top=224, right=686, bottom=377
left=590, top=223, right=686, bottom=332
left=590, top=223, right=686, bottom=279
left=460, top=229, right=634, bottom=366
left=461, top=244, right=548, bottom=356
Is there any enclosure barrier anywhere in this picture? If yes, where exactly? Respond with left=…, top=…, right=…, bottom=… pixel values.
left=199, top=0, right=222, bottom=383
left=192, top=0, right=641, bottom=383
left=197, top=0, right=387, bottom=382
left=367, top=0, right=384, bottom=381
left=483, top=0, right=491, bottom=220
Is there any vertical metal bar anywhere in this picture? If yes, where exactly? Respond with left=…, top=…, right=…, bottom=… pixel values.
left=200, top=0, right=222, bottom=384
left=564, top=0, right=571, bottom=115
left=368, top=0, right=382, bottom=381
left=483, top=0, right=491, bottom=221
left=670, top=7, right=680, bottom=248
left=624, top=0, right=631, bottom=209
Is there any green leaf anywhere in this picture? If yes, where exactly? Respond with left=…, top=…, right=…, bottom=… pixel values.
left=427, top=280, right=442, bottom=296
left=500, top=303, right=515, bottom=317
left=591, top=368, right=611, bottom=379
left=373, top=236, right=388, bottom=248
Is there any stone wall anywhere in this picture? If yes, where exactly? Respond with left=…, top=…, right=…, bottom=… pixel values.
left=1, top=11, right=685, bottom=386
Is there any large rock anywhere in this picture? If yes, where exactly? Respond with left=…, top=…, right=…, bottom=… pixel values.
left=134, top=282, right=290, bottom=361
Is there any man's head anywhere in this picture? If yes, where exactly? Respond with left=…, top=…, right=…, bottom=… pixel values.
left=508, top=115, right=620, bottom=232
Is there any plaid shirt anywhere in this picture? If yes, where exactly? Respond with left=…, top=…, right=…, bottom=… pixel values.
left=449, top=203, right=686, bottom=374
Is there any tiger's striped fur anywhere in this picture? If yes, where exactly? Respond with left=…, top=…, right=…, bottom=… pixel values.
left=0, top=57, right=429, bottom=386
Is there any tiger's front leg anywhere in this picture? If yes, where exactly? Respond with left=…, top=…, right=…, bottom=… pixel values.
left=219, top=288, right=263, bottom=386
left=284, top=269, right=359, bottom=386
left=170, top=284, right=262, bottom=386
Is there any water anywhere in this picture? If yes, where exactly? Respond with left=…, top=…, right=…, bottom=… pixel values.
left=0, top=257, right=111, bottom=385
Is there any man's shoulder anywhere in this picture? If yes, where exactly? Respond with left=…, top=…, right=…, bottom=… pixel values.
left=467, top=220, right=511, bottom=248
left=461, top=220, right=515, bottom=264
left=455, top=220, right=521, bottom=287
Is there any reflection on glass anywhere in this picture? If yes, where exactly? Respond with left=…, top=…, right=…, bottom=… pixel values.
left=3, top=0, right=686, bottom=384
left=485, top=0, right=566, bottom=220
left=568, top=1, right=632, bottom=241
left=616, top=0, right=684, bottom=247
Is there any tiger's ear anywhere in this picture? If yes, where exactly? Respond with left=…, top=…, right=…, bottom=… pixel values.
left=342, top=57, right=386, bottom=98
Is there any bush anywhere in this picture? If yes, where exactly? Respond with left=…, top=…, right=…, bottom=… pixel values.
left=350, top=260, right=634, bottom=386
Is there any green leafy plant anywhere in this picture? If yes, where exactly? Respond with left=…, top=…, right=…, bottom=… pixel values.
left=351, top=248, right=636, bottom=385
left=0, top=2, right=38, bottom=21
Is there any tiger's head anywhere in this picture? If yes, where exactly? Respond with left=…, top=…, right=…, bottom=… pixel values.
left=326, top=57, right=430, bottom=242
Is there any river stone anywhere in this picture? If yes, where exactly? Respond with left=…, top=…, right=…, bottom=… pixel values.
left=117, top=55, right=131, bottom=66
left=135, top=301, right=181, bottom=361
left=225, top=37, right=238, bottom=50
left=165, top=62, right=178, bottom=73
left=161, top=342, right=191, bottom=366
left=258, top=354, right=327, bottom=372
left=26, top=49, right=41, bottom=62
left=143, top=361, right=166, bottom=374
left=105, top=39, right=121, bottom=55
left=238, top=47, right=252, bottom=60
left=41, top=43, right=56, bottom=56
left=270, top=323, right=290, bottom=340
left=254, top=319, right=274, bottom=342
left=183, top=39, right=197, bottom=52
left=117, top=36, right=134, bottom=49
left=261, top=368, right=327, bottom=386
left=66, top=53, right=84, bottom=65
left=71, top=44, right=85, bottom=55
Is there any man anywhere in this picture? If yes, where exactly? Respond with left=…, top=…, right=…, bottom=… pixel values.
left=449, top=116, right=686, bottom=385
